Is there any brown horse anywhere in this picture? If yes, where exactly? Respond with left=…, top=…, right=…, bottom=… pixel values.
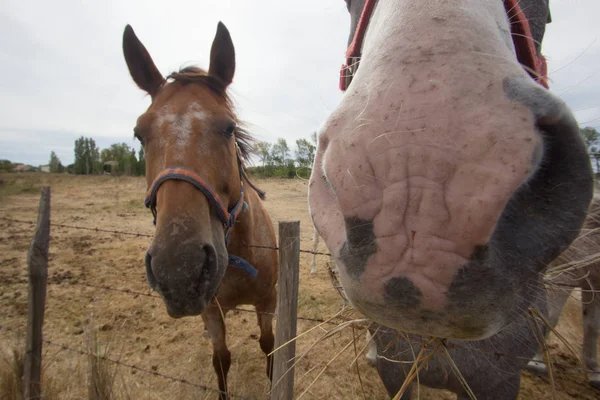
left=122, top=22, right=278, bottom=399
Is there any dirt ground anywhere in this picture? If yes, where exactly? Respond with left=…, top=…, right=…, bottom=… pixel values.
left=0, top=173, right=598, bottom=399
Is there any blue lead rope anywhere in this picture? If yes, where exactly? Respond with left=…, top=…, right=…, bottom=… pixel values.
left=225, top=227, right=258, bottom=279
left=228, top=255, right=259, bottom=278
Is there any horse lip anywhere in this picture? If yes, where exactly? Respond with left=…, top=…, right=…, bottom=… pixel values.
left=145, top=246, right=222, bottom=316
left=144, top=252, right=159, bottom=291
left=165, top=301, right=206, bottom=318
left=165, top=306, right=185, bottom=319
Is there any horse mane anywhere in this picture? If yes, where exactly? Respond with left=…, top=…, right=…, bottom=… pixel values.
left=166, top=66, right=255, bottom=163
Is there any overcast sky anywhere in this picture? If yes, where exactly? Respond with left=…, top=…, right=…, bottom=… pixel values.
left=1, top=0, right=599, bottom=166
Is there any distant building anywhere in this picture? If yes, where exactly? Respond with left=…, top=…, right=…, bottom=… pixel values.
left=40, top=165, right=50, bottom=173
left=11, top=164, right=33, bottom=173
left=103, top=161, right=118, bottom=175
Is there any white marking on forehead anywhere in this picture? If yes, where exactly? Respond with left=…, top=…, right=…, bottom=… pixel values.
left=155, top=103, right=209, bottom=163
left=188, top=103, right=209, bottom=123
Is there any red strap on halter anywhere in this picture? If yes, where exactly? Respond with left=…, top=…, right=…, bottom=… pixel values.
left=504, top=0, right=549, bottom=88
left=339, top=0, right=549, bottom=91
left=346, top=0, right=378, bottom=60
left=340, top=0, right=377, bottom=91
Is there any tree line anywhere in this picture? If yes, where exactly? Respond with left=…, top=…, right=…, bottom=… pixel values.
left=45, top=133, right=316, bottom=178
left=26, top=126, right=600, bottom=178
left=248, top=133, right=317, bottom=178
left=581, top=127, right=600, bottom=172
left=47, top=137, right=145, bottom=176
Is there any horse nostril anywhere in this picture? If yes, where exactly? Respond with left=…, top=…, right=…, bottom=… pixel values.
left=199, top=245, right=217, bottom=281
left=144, top=240, right=222, bottom=312
left=145, top=251, right=158, bottom=289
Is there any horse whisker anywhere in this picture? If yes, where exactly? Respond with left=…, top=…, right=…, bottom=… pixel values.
left=510, top=32, right=542, bottom=48
left=549, top=38, right=597, bottom=75
left=558, top=70, right=600, bottom=96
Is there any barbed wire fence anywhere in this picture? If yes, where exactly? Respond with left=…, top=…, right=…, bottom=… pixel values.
left=0, top=216, right=345, bottom=327
left=0, top=191, right=356, bottom=400
left=0, top=192, right=597, bottom=400
left=0, top=323, right=252, bottom=400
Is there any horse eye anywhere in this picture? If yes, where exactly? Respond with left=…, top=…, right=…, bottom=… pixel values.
left=223, top=121, right=236, bottom=138
left=133, top=128, right=145, bottom=145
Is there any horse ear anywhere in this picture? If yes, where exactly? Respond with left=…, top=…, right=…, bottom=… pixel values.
left=122, top=25, right=165, bottom=97
left=209, top=22, right=236, bottom=87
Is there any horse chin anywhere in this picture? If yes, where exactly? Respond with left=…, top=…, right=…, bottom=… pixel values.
left=144, top=246, right=227, bottom=318
left=161, top=282, right=221, bottom=318
left=160, top=281, right=220, bottom=318
left=164, top=299, right=208, bottom=318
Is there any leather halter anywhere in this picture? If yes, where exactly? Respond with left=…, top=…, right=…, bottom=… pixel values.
left=144, top=166, right=245, bottom=229
left=339, top=0, right=377, bottom=91
left=144, top=147, right=262, bottom=278
left=339, top=0, right=549, bottom=91
left=504, top=0, right=549, bottom=88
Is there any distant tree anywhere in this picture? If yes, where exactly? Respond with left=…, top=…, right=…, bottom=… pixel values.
left=73, top=137, right=101, bottom=175
left=125, top=149, right=138, bottom=175
left=49, top=151, right=62, bottom=173
left=271, top=138, right=290, bottom=167
left=89, top=138, right=101, bottom=174
left=137, top=147, right=146, bottom=176
left=295, top=138, right=316, bottom=168
left=0, top=159, right=14, bottom=172
left=100, top=148, right=112, bottom=164
left=581, top=127, right=599, bottom=148
left=253, top=141, right=272, bottom=166
left=84, top=139, right=91, bottom=174
left=310, top=131, right=318, bottom=146
left=101, top=143, right=138, bottom=175
left=74, top=136, right=86, bottom=174
left=581, top=127, right=600, bottom=172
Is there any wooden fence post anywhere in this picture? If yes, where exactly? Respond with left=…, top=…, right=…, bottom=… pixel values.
left=271, top=221, right=300, bottom=400
left=24, top=186, right=50, bottom=400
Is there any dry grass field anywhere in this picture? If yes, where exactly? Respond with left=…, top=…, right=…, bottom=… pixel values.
left=0, top=173, right=598, bottom=399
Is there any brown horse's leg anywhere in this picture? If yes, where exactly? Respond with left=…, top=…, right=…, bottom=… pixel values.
left=256, top=293, right=276, bottom=380
left=202, top=308, right=231, bottom=400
